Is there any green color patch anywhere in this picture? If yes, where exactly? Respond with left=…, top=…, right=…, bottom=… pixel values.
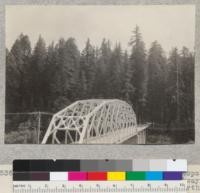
left=126, top=172, right=146, bottom=180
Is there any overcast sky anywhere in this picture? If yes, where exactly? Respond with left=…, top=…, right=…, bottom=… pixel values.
left=6, top=5, right=195, bottom=54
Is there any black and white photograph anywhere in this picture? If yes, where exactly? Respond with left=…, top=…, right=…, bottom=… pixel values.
left=5, top=5, right=195, bottom=144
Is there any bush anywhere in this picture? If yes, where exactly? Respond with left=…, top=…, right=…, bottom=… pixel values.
left=5, top=128, right=37, bottom=144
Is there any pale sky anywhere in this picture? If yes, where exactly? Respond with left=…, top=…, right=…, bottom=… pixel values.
left=6, top=5, right=195, bottom=54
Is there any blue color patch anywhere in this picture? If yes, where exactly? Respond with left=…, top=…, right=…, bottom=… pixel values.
left=145, top=172, right=163, bottom=180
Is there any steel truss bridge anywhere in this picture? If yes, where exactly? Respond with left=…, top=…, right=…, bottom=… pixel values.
left=42, top=99, right=150, bottom=144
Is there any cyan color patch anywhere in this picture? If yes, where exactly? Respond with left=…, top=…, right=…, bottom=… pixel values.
left=145, top=172, right=163, bottom=180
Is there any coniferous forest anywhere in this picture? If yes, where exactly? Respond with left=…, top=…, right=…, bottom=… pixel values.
left=5, top=26, right=194, bottom=144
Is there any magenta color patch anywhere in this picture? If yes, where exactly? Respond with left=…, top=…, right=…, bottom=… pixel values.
left=68, top=172, right=87, bottom=181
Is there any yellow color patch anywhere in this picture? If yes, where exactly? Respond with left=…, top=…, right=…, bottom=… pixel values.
left=107, top=172, right=125, bottom=181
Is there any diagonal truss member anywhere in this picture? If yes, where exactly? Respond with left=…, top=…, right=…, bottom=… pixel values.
left=42, top=99, right=147, bottom=144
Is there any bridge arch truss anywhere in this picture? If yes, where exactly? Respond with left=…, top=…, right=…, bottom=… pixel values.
left=42, top=99, right=147, bottom=144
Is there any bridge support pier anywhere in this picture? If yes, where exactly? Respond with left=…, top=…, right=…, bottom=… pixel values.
left=137, top=129, right=146, bottom=144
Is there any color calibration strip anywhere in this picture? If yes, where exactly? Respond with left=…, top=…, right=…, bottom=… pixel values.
left=13, top=159, right=187, bottom=172
left=13, top=171, right=184, bottom=181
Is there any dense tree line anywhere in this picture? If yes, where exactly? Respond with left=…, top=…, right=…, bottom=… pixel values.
left=6, top=26, right=194, bottom=128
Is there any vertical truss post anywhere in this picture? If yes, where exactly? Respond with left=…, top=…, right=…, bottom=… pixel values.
left=37, top=111, right=41, bottom=144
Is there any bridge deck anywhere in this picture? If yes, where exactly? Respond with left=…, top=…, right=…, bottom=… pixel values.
left=83, top=123, right=150, bottom=144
